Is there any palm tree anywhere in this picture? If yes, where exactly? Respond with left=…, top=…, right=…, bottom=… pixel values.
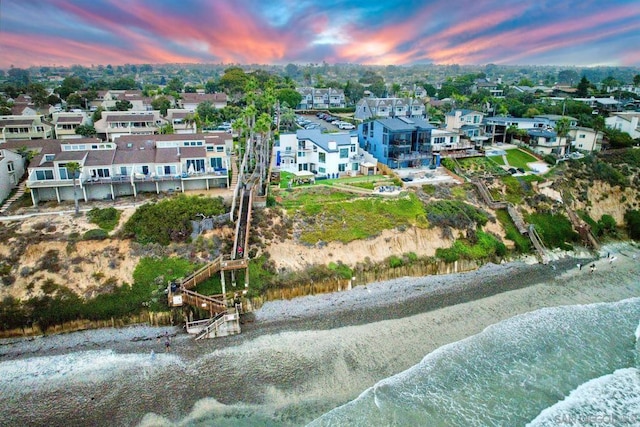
left=66, top=161, right=81, bottom=215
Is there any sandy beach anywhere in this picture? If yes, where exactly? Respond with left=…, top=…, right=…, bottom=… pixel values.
left=0, top=242, right=638, bottom=426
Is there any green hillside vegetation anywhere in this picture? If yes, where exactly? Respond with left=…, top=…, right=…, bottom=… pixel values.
left=294, top=192, right=428, bottom=244
left=123, top=195, right=226, bottom=245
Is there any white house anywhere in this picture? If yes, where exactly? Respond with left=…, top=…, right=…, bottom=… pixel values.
left=94, top=111, right=165, bottom=142
left=276, top=130, right=375, bottom=178
left=0, top=148, right=25, bottom=204
left=52, top=112, right=90, bottom=139
left=568, top=127, right=603, bottom=153
left=179, top=93, right=228, bottom=111
left=606, top=112, right=640, bottom=139
left=354, top=97, right=426, bottom=121
left=0, top=115, right=53, bottom=141
left=526, top=129, right=568, bottom=156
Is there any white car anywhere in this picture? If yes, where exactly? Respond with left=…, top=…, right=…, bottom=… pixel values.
left=338, top=122, right=355, bottom=130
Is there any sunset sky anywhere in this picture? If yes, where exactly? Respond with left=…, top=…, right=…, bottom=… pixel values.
left=1, top=0, right=639, bottom=69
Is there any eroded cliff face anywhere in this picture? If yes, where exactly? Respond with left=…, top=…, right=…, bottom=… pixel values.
left=573, top=181, right=639, bottom=224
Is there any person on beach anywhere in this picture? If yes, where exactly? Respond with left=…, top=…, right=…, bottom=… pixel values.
left=165, top=337, right=171, bottom=352
left=590, top=264, right=596, bottom=274
left=577, top=263, right=582, bottom=270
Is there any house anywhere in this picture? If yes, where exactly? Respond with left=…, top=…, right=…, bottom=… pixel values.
left=483, top=116, right=547, bottom=145
left=296, top=88, right=346, bottom=110
left=473, top=79, right=504, bottom=98
left=445, top=109, right=485, bottom=143
left=96, top=90, right=146, bottom=111
left=166, top=109, right=197, bottom=134
left=606, top=112, right=640, bottom=139
left=52, top=112, right=90, bottom=139
left=0, top=115, right=53, bottom=141
left=275, top=129, right=375, bottom=178
left=179, top=93, right=228, bottom=111
left=94, top=111, right=165, bottom=142
left=354, top=97, right=426, bottom=121
left=25, top=133, right=232, bottom=206
left=357, top=117, right=471, bottom=169
left=574, top=96, right=621, bottom=113
left=0, top=147, right=25, bottom=204
left=568, top=127, right=603, bottom=153
left=526, top=129, right=568, bottom=156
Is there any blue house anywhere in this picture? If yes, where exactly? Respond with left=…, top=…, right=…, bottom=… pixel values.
left=357, top=117, right=439, bottom=169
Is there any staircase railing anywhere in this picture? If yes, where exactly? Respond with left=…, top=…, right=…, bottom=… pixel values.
left=195, top=311, right=227, bottom=340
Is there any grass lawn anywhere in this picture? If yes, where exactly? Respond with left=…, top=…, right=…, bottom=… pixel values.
left=502, top=149, right=538, bottom=170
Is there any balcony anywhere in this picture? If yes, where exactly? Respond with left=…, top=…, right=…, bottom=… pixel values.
left=391, top=151, right=430, bottom=161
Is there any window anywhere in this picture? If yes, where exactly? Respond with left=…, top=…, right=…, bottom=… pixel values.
left=159, top=165, right=176, bottom=175
left=7, top=161, right=14, bottom=173
left=92, top=168, right=110, bottom=178
left=338, top=164, right=346, bottom=172
left=298, top=151, right=305, bottom=157
left=210, top=158, right=223, bottom=169
left=186, top=159, right=205, bottom=172
left=58, top=165, right=68, bottom=179
left=216, top=146, right=224, bottom=152
left=318, top=167, right=325, bottom=173
left=45, top=154, right=55, bottom=162
left=319, top=152, right=326, bottom=163
left=142, top=165, right=149, bottom=175
left=350, top=145, right=356, bottom=153
left=36, top=170, right=54, bottom=180
left=339, top=148, right=349, bottom=158
left=352, top=163, right=359, bottom=171
left=120, top=166, right=129, bottom=176
left=579, top=134, right=585, bottom=139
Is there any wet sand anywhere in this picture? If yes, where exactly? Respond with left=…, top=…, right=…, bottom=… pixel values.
left=1, top=243, right=639, bottom=426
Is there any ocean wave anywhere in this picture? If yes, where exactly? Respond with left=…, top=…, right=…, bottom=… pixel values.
left=0, top=349, right=180, bottom=393
left=527, top=368, right=640, bottom=427
left=309, top=298, right=640, bottom=427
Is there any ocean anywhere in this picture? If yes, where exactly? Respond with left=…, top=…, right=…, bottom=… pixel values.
left=1, top=250, right=639, bottom=427
left=309, top=298, right=640, bottom=426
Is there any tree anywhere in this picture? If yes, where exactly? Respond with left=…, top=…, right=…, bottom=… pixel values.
left=75, top=124, right=96, bottom=137
left=204, top=80, right=219, bottom=94
left=92, top=107, right=104, bottom=123
left=576, top=76, right=591, bottom=98
left=275, top=88, right=302, bottom=110
left=151, top=95, right=172, bottom=116
left=422, top=83, right=437, bottom=97
left=26, top=83, right=49, bottom=107
left=555, top=117, right=571, bottom=140
left=114, top=99, right=132, bottom=111
left=66, top=93, right=83, bottom=108
left=66, top=162, right=82, bottom=215
left=557, top=70, right=579, bottom=85
left=165, top=77, right=184, bottom=93
left=159, top=123, right=174, bottom=134
left=634, top=74, right=640, bottom=87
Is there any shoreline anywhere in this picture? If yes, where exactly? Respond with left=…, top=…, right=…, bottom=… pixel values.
left=0, top=243, right=635, bottom=363
left=1, top=243, right=639, bottom=426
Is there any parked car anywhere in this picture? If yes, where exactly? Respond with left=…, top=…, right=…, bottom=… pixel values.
left=339, top=122, right=355, bottom=130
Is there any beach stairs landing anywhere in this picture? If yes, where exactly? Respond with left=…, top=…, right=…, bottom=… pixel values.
left=0, top=181, right=27, bottom=215
left=528, top=224, right=550, bottom=264
left=187, top=307, right=241, bottom=340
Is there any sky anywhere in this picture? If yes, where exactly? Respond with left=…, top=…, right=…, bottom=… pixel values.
left=1, top=0, right=639, bottom=69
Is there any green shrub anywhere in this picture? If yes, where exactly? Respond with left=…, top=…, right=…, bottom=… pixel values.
left=388, top=255, right=403, bottom=268
left=624, top=210, right=640, bottom=240
left=83, top=229, right=108, bottom=240
left=527, top=212, right=579, bottom=250
left=425, top=200, right=488, bottom=229
left=87, top=207, right=121, bottom=231
left=123, top=195, right=226, bottom=245
left=328, top=261, right=353, bottom=279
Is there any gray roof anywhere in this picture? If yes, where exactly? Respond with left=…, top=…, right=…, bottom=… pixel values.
left=297, top=129, right=352, bottom=152
left=56, top=116, right=83, bottom=124
left=377, top=117, right=434, bottom=131
left=84, top=149, right=116, bottom=167
left=528, top=129, right=557, bottom=138
left=106, top=114, right=154, bottom=122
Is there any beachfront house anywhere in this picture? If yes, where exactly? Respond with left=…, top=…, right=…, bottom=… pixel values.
left=24, top=133, right=232, bottom=206
left=275, top=129, right=376, bottom=179
left=52, top=112, right=90, bottom=139
left=525, top=129, right=568, bottom=156
left=94, top=111, right=165, bottom=142
left=606, top=112, right=640, bottom=139
left=568, top=127, right=604, bottom=153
